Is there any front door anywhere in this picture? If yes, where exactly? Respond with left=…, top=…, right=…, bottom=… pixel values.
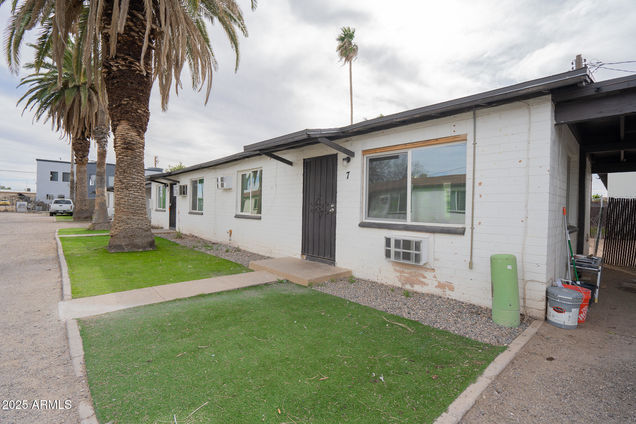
left=302, top=154, right=337, bottom=264
left=169, top=184, right=177, bottom=229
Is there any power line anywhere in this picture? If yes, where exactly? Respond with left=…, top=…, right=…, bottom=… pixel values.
left=0, top=169, right=36, bottom=174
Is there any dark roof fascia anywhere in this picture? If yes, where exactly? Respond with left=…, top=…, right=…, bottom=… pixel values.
left=242, top=68, right=592, bottom=154
left=551, top=73, right=636, bottom=103
left=36, top=158, right=117, bottom=167
left=146, top=151, right=259, bottom=181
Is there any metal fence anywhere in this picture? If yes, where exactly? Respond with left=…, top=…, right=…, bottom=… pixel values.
left=603, top=198, right=636, bottom=268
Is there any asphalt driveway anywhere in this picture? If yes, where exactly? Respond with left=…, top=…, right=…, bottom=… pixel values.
left=0, top=212, right=89, bottom=424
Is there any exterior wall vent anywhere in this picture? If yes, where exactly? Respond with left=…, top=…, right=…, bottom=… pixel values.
left=217, top=176, right=232, bottom=190
left=385, top=236, right=428, bottom=265
left=178, top=184, right=188, bottom=196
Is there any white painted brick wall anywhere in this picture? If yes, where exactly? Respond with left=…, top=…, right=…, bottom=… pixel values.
left=150, top=96, right=571, bottom=319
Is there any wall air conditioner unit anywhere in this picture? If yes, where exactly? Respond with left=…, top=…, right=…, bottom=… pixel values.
left=217, top=176, right=232, bottom=190
left=178, top=184, right=188, bottom=196
left=385, top=236, right=428, bottom=265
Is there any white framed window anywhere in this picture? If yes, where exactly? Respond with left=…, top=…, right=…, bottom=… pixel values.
left=191, top=178, right=204, bottom=212
left=89, top=174, right=96, bottom=186
left=365, top=140, right=467, bottom=225
left=237, top=169, right=262, bottom=216
left=156, top=185, right=166, bottom=210
left=50, top=171, right=58, bottom=181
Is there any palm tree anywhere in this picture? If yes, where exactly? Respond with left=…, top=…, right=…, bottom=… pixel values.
left=336, top=26, right=358, bottom=125
left=17, top=43, right=100, bottom=221
left=89, top=105, right=111, bottom=230
left=4, top=0, right=255, bottom=252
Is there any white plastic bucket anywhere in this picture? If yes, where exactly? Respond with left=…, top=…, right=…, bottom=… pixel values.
left=547, top=286, right=583, bottom=330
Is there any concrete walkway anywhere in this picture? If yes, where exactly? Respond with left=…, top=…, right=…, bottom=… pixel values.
left=58, top=271, right=277, bottom=320
left=0, top=213, right=90, bottom=424
left=250, top=257, right=351, bottom=285
left=462, top=267, right=636, bottom=423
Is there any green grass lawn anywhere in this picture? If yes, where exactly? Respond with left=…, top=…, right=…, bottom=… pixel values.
left=58, top=228, right=110, bottom=235
left=55, top=215, right=74, bottom=221
left=80, top=283, right=504, bottom=423
left=61, top=236, right=249, bottom=298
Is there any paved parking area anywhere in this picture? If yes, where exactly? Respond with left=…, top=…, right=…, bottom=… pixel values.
left=462, top=267, right=636, bottom=423
left=0, top=213, right=89, bottom=424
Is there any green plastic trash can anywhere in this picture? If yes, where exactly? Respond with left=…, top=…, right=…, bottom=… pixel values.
left=490, top=254, right=520, bottom=327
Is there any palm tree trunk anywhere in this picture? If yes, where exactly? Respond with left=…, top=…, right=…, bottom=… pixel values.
left=69, top=145, right=75, bottom=203
left=102, top=0, right=155, bottom=252
left=72, top=136, right=91, bottom=220
left=89, top=105, right=111, bottom=230
left=349, top=60, right=353, bottom=125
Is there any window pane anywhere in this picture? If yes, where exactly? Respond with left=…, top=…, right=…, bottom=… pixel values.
left=367, top=154, right=407, bottom=220
left=50, top=171, right=58, bottom=181
left=240, top=173, right=250, bottom=213
left=240, top=170, right=262, bottom=215
left=197, top=179, right=204, bottom=211
left=191, top=180, right=197, bottom=210
left=62, top=172, right=70, bottom=182
left=411, top=142, right=466, bottom=224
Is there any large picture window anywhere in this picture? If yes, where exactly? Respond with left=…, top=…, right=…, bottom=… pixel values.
left=366, top=141, right=466, bottom=225
left=156, top=185, right=166, bottom=210
left=191, top=178, right=204, bottom=212
left=238, top=169, right=262, bottom=216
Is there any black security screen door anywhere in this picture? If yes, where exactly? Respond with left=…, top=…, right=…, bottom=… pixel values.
left=302, top=154, right=337, bottom=264
left=169, top=184, right=177, bottom=229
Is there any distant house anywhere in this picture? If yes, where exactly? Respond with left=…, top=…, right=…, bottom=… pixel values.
left=0, top=190, right=36, bottom=211
left=148, top=68, right=636, bottom=319
left=36, top=159, right=162, bottom=217
left=35, top=159, right=116, bottom=205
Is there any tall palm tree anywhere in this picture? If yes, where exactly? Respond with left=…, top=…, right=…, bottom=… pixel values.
left=17, top=43, right=100, bottom=220
left=336, top=26, right=358, bottom=125
left=4, top=0, right=255, bottom=252
left=89, top=104, right=111, bottom=230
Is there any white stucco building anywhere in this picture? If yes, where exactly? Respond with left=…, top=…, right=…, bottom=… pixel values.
left=148, top=68, right=636, bottom=319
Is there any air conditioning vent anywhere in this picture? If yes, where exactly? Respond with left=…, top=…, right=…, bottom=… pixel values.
left=217, top=176, right=232, bottom=190
left=385, top=236, right=428, bottom=265
left=178, top=184, right=188, bottom=196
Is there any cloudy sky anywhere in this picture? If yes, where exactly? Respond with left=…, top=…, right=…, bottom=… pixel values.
left=1, top=0, right=634, bottom=192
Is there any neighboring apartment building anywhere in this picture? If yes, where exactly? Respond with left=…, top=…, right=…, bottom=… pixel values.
left=35, top=159, right=117, bottom=204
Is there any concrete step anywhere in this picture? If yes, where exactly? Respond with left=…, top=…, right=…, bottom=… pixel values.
left=249, top=257, right=351, bottom=286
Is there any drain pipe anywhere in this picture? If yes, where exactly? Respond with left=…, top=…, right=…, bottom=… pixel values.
left=469, top=108, right=477, bottom=269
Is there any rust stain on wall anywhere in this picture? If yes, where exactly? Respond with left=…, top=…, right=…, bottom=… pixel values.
left=435, top=280, right=455, bottom=292
left=391, top=262, right=435, bottom=288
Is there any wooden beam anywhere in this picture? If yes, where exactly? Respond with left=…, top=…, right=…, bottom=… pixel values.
left=362, top=134, right=467, bottom=156
left=555, top=91, right=636, bottom=124
left=591, top=161, right=636, bottom=173
left=316, top=137, right=355, bottom=157
left=261, top=151, right=293, bottom=166
left=582, top=140, right=636, bottom=153
left=576, top=151, right=587, bottom=253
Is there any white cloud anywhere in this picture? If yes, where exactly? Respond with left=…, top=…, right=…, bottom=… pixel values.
left=0, top=0, right=635, bottom=184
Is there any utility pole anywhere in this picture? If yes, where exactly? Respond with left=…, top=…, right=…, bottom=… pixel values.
left=154, top=155, right=158, bottom=168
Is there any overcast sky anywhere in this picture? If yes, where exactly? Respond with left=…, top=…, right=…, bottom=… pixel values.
left=1, top=0, right=634, bottom=192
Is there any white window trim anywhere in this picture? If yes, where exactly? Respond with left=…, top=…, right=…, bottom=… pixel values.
left=236, top=168, right=263, bottom=217
left=190, top=177, right=204, bottom=213
left=156, top=184, right=166, bottom=211
left=363, top=142, right=467, bottom=228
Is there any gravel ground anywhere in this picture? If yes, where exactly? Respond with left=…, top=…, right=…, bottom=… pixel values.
left=314, top=278, right=532, bottom=346
left=0, top=213, right=90, bottom=424
left=157, top=231, right=269, bottom=267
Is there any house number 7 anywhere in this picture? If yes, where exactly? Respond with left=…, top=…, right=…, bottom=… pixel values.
left=346, top=171, right=350, bottom=179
